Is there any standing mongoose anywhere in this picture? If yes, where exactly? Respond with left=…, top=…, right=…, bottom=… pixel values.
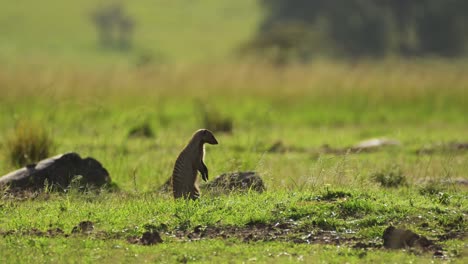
left=171, top=129, right=218, bottom=199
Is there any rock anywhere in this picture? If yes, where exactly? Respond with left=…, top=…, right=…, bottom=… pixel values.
left=351, top=138, right=400, bottom=152
left=128, top=231, right=163, bottom=245
left=382, top=226, right=433, bottom=249
left=267, top=141, right=288, bottom=153
left=158, top=177, right=172, bottom=193
left=0, top=152, right=111, bottom=191
left=267, top=140, right=306, bottom=153
left=140, top=231, right=163, bottom=245
left=203, top=171, right=266, bottom=193
left=317, top=138, right=401, bottom=155
left=159, top=172, right=267, bottom=194
left=128, top=123, right=155, bottom=138
left=72, top=221, right=95, bottom=234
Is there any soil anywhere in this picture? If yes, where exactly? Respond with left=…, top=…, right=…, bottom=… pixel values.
left=127, top=231, right=163, bottom=245
left=0, top=221, right=462, bottom=257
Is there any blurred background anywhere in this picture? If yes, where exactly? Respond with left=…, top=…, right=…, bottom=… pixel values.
left=1, top=0, right=467, bottom=66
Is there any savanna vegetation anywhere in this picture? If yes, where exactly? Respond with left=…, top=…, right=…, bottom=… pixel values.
left=0, top=1, right=467, bottom=263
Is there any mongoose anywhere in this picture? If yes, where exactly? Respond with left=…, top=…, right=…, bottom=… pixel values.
left=171, top=129, right=218, bottom=199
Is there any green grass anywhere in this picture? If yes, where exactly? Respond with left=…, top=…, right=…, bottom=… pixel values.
left=2, top=237, right=454, bottom=263
left=0, top=189, right=466, bottom=263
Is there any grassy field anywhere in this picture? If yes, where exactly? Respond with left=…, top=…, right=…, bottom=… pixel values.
left=0, top=60, right=467, bottom=263
left=0, top=1, right=467, bottom=263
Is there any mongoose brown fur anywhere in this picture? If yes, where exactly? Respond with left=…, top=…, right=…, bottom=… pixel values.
left=171, top=129, right=218, bottom=199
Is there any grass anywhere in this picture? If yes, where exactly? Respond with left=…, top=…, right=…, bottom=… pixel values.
left=2, top=238, right=453, bottom=263
left=371, top=166, right=407, bottom=188
left=5, top=120, right=54, bottom=167
left=0, top=189, right=466, bottom=263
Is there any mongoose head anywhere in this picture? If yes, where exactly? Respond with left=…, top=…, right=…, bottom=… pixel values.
left=195, top=129, right=218, bottom=145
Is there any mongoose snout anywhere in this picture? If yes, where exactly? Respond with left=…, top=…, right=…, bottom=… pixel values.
left=202, top=129, right=218, bottom=145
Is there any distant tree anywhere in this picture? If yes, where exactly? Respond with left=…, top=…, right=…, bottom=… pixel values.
left=91, top=3, right=135, bottom=51
left=248, top=0, right=468, bottom=62
left=416, top=1, right=468, bottom=57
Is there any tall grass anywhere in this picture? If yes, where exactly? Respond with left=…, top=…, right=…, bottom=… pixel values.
left=0, top=60, right=466, bottom=102
left=5, top=120, right=54, bottom=167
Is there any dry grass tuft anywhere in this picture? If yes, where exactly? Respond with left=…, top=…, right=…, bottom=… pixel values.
left=371, top=165, right=407, bottom=188
left=5, top=120, right=54, bottom=167
left=198, top=103, right=233, bottom=133
left=128, top=122, right=155, bottom=138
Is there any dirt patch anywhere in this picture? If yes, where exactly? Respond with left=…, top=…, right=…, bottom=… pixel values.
left=0, top=222, right=463, bottom=257
left=417, top=142, right=468, bottom=155
left=128, top=231, right=163, bottom=245
left=437, top=230, right=467, bottom=241
left=0, top=228, right=65, bottom=238
left=266, top=138, right=401, bottom=155
left=441, top=178, right=468, bottom=187
left=173, top=221, right=359, bottom=246
left=1, top=189, right=43, bottom=201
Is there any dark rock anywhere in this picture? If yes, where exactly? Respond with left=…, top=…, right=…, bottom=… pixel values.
left=383, top=226, right=434, bottom=249
left=267, top=141, right=287, bottom=153
left=72, top=221, right=95, bottom=234
left=160, top=172, right=266, bottom=195
left=140, top=231, right=163, bottom=245
left=0, top=152, right=111, bottom=191
left=158, top=177, right=172, bottom=193
left=203, top=171, right=266, bottom=193
left=128, top=123, right=155, bottom=138
left=267, top=140, right=306, bottom=153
